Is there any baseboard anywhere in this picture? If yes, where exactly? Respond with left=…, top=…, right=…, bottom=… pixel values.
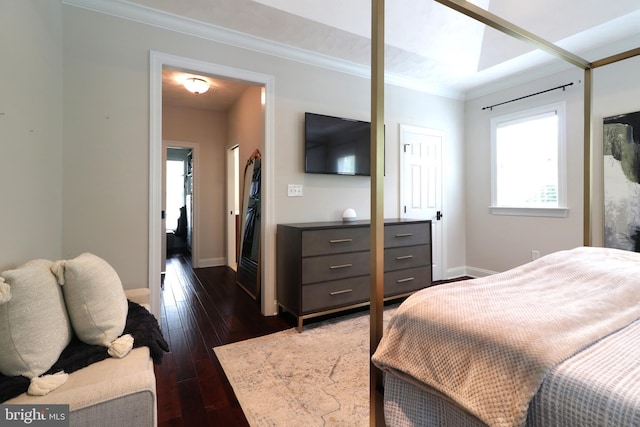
left=444, top=266, right=469, bottom=280
left=446, top=265, right=497, bottom=279
left=197, top=257, right=227, bottom=268
left=464, top=266, right=498, bottom=278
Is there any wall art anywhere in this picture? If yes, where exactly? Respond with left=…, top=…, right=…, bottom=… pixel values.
left=603, top=110, right=640, bottom=251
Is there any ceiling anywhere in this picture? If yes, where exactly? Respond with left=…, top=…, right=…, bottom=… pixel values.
left=162, top=68, right=258, bottom=112
left=153, top=0, right=640, bottom=110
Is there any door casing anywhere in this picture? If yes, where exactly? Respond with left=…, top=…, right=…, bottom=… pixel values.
left=149, top=51, right=276, bottom=320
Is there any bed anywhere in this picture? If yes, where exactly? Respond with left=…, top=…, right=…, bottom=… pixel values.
left=372, top=246, right=640, bottom=427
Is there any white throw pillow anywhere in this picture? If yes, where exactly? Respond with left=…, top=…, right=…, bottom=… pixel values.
left=52, top=253, right=129, bottom=348
left=0, top=259, right=73, bottom=378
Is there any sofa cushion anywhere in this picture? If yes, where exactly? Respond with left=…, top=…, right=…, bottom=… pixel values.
left=52, top=253, right=128, bottom=347
left=6, top=346, right=157, bottom=427
left=0, top=259, right=73, bottom=378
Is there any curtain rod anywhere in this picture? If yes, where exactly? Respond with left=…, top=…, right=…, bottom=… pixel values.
left=482, top=82, right=574, bottom=111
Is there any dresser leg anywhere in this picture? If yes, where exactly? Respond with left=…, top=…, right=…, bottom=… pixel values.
left=296, top=317, right=303, bottom=333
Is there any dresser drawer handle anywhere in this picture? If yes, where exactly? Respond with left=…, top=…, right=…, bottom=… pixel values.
left=395, top=255, right=414, bottom=260
left=329, top=263, right=353, bottom=270
left=329, top=238, right=353, bottom=243
left=397, top=277, right=415, bottom=284
left=330, top=289, right=353, bottom=296
left=395, top=233, right=413, bottom=237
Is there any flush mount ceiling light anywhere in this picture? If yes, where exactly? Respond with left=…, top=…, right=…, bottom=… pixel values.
left=183, top=77, right=210, bottom=95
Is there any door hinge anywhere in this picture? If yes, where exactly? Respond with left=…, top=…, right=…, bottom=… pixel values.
left=436, top=211, right=443, bottom=220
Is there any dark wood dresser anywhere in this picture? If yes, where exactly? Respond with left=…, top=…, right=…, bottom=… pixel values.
left=276, top=219, right=432, bottom=330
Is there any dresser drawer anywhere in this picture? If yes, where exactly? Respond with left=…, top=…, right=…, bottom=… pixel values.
left=384, top=223, right=430, bottom=248
left=384, top=266, right=432, bottom=296
left=302, top=276, right=370, bottom=313
left=301, top=227, right=370, bottom=256
left=302, top=251, right=370, bottom=284
left=384, top=244, right=430, bottom=272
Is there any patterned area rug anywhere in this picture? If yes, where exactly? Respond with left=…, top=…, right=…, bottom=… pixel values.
left=214, top=307, right=397, bottom=427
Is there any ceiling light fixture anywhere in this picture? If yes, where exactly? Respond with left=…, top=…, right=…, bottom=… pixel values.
left=183, top=77, right=210, bottom=95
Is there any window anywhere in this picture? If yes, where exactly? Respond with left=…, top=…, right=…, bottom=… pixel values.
left=490, top=102, right=568, bottom=217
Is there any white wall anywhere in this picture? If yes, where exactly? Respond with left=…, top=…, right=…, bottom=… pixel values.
left=61, top=7, right=149, bottom=288
left=57, top=5, right=466, bottom=291
left=273, top=68, right=466, bottom=274
left=0, top=1, right=63, bottom=269
left=7, top=2, right=639, bottom=292
left=464, top=54, right=640, bottom=275
left=465, top=68, right=585, bottom=273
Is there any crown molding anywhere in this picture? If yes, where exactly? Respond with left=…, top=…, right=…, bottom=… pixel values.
left=62, top=0, right=464, bottom=100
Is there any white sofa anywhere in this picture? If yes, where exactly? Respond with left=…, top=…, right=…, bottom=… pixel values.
left=5, top=288, right=157, bottom=427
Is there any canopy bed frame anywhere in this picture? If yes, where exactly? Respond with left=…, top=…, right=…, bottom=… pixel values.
left=367, top=1, right=640, bottom=425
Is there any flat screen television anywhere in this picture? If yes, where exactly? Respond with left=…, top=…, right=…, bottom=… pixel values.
left=305, top=112, right=380, bottom=176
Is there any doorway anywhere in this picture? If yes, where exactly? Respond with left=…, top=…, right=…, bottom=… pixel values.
left=149, top=51, right=277, bottom=320
left=165, top=146, right=195, bottom=265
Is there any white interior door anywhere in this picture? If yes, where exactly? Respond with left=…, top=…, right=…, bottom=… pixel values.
left=400, top=125, right=444, bottom=281
left=161, top=147, right=167, bottom=275
left=226, top=145, right=240, bottom=270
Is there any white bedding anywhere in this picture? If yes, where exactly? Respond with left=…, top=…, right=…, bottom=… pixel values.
left=372, top=247, right=640, bottom=427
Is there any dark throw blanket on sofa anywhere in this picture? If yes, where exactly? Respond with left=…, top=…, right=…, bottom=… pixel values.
left=0, top=300, right=169, bottom=402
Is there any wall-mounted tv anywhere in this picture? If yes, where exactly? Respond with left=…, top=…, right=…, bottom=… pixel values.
left=305, top=112, right=381, bottom=176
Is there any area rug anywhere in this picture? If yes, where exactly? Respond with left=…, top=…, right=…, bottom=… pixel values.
left=214, top=307, right=397, bottom=427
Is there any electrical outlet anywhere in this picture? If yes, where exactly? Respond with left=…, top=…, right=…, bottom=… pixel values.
left=288, top=184, right=303, bottom=197
left=531, top=250, right=540, bottom=260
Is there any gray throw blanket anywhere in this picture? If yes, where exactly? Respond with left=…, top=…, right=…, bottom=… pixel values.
left=372, top=247, right=640, bottom=427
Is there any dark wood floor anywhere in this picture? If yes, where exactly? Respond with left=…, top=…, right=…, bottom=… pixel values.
left=154, top=254, right=292, bottom=427
left=155, top=253, right=471, bottom=426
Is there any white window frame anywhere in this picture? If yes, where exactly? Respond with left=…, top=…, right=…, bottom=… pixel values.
left=490, top=102, right=569, bottom=218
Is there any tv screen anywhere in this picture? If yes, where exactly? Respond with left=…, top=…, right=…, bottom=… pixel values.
left=304, top=112, right=375, bottom=176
